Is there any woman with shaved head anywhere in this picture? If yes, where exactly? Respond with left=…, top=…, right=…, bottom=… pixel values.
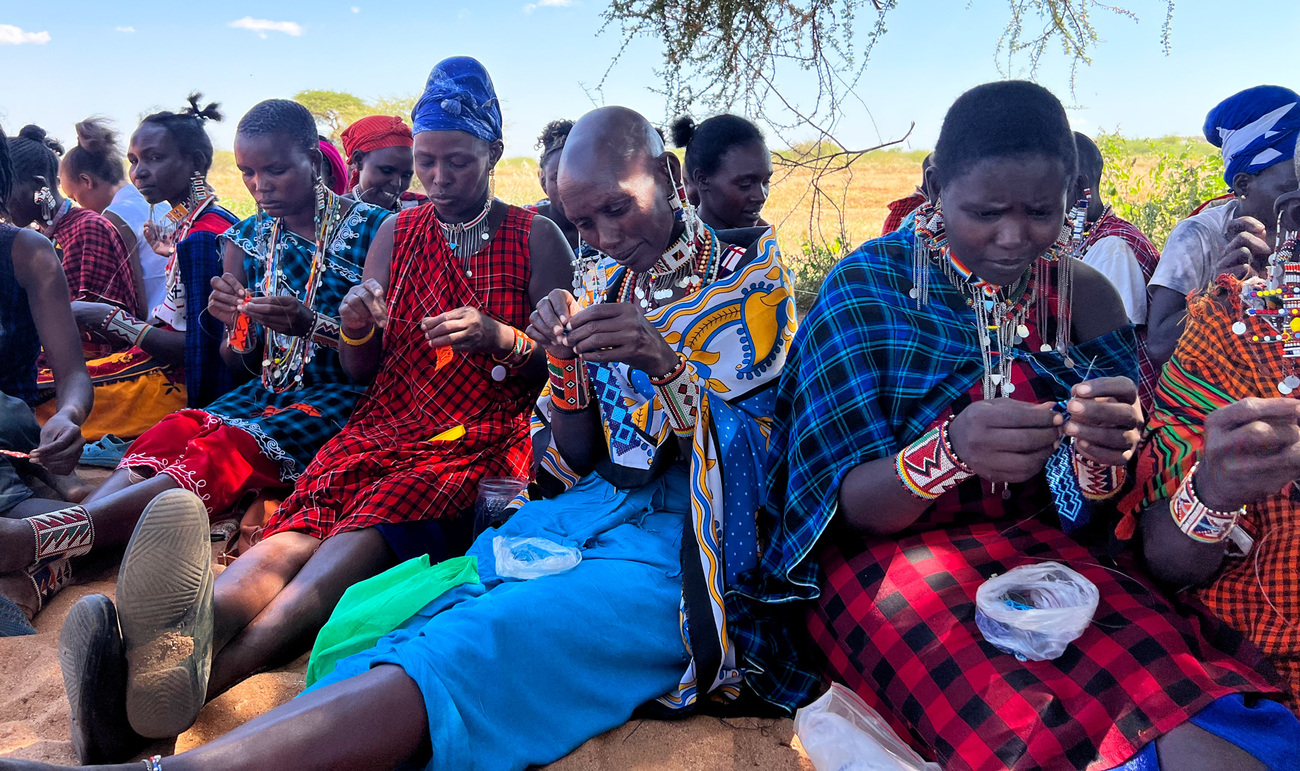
left=10, top=104, right=796, bottom=771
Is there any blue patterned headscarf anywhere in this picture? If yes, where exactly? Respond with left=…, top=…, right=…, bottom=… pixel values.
left=411, top=56, right=502, bottom=143
left=1204, top=85, right=1300, bottom=186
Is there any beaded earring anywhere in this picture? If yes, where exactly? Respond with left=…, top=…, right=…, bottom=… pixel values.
left=35, top=187, right=56, bottom=226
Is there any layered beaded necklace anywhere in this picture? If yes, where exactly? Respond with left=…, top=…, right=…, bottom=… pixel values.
left=913, top=199, right=1079, bottom=398
left=440, top=196, right=494, bottom=276
left=256, top=186, right=345, bottom=392
left=573, top=239, right=606, bottom=305
left=616, top=226, right=719, bottom=311
left=1234, top=219, right=1300, bottom=394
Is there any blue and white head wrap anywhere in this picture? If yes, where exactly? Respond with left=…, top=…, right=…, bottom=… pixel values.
left=411, top=56, right=502, bottom=143
left=1204, top=85, right=1300, bottom=186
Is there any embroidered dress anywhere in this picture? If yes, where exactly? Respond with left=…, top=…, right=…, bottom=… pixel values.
left=48, top=206, right=137, bottom=315
left=118, top=201, right=388, bottom=508
left=264, top=205, right=540, bottom=541
left=1119, top=276, right=1300, bottom=712
left=751, top=231, right=1287, bottom=769
left=0, top=225, right=40, bottom=406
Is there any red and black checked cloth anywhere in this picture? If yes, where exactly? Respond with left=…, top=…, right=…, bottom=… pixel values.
left=808, top=335, right=1283, bottom=770
left=264, top=205, right=541, bottom=540
left=49, top=206, right=137, bottom=314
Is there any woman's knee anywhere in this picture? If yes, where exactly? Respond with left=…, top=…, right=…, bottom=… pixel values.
left=1154, top=722, right=1266, bottom=771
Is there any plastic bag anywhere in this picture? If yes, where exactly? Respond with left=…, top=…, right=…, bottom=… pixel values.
left=795, top=684, right=941, bottom=771
left=493, top=535, right=582, bottom=580
left=974, top=561, right=1099, bottom=662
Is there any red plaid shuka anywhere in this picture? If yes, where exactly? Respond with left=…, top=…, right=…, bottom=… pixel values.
left=808, top=310, right=1284, bottom=770
left=263, top=205, right=541, bottom=540
left=49, top=206, right=137, bottom=313
left=881, top=192, right=926, bottom=236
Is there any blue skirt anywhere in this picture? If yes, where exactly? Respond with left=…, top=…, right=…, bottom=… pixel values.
left=307, top=467, right=692, bottom=771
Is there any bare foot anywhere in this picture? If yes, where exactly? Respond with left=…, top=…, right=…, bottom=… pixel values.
left=0, top=517, right=37, bottom=574
left=37, top=470, right=94, bottom=503
left=0, top=570, right=38, bottom=618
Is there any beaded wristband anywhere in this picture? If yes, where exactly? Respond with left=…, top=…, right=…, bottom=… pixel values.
left=895, top=418, right=975, bottom=500
left=228, top=314, right=257, bottom=353
left=340, top=324, right=376, bottom=347
left=310, top=312, right=342, bottom=348
left=548, top=353, right=592, bottom=413
left=650, top=353, right=698, bottom=438
left=1170, top=464, right=1244, bottom=544
left=491, top=326, right=535, bottom=369
left=1072, top=442, right=1126, bottom=500
left=102, top=308, right=151, bottom=348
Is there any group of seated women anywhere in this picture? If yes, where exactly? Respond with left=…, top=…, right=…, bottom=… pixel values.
left=0, top=56, right=1298, bottom=771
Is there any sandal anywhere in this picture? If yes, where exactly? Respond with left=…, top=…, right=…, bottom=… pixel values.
left=0, top=593, right=35, bottom=636
left=59, top=593, right=148, bottom=763
left=79, top=434, right=132, bottom=469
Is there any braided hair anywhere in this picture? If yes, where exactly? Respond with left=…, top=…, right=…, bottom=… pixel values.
left=64, top=118, right=125, bottom=185
left=8, top=125, right=64, bottom=184
left=140, top=93, right=223, bottom=174
left=670, top=114, right=764, bottom=180
left=536, top=119, right=574, bottom=167
left=237, top=99, right=319, bottom=155
left=933, top=81, right=1078, bottom=186
left=0, top=123, right=13, bottom=208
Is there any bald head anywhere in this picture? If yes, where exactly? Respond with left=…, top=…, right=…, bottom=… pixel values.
left=556, top=106, right=681, bottom=272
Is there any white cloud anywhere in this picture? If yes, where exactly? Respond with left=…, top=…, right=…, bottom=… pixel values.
left=115, top=26, right=135, bottom=33
left=228, top=17, right=303, bottom=39
left=524, top=0, right=572, bottom=14
left=350, top=6, right=360, bottom=12
left=0, top=24, right=50, bottom=45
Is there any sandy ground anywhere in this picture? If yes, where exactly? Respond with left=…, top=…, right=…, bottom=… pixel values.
left=0, top=471, right=812, bottom=770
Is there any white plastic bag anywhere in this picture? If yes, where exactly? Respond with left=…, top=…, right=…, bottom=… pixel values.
left=974, top=561, right=1099, bottom=662
left=794, top=683, right=941, bottom=771
left=492, top=536, right=582, bottom=580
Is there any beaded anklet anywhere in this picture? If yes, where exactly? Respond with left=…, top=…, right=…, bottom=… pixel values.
left=28, top=507, right=95, bottom=565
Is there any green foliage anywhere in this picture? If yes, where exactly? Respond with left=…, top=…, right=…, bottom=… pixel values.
left=792, top=236, right=850, bottom=314
left=1095, top=131, right=1227, bottom=249
left=294, top=90, right=368, bottom=137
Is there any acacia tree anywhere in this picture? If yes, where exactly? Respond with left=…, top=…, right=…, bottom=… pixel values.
left=599, top=0, right=1175, bottom=247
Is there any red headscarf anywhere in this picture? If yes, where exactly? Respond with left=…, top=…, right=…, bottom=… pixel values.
left=340, top=116, right=414, bottom=187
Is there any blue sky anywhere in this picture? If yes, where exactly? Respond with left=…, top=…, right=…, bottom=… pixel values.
left=0, top=1, right=1295, bottom=157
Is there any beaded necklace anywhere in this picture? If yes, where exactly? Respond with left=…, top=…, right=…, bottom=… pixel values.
left=616, top=227, right=718, bottom=311
left=1234, top=221, right=1300, bottom=394
left=440, top=196, right=494, bottom=274
left=256, top=187, right=345, bottom=393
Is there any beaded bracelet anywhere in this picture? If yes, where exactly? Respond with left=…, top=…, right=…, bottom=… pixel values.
left=548, top=353, right=592, bottom=413
left=1170, top=463, right=1245, bottom=544
left=1072, top=442, right=1126, bottom=500
left=309, top=312, right=342, bottom=348
left=340, top=324, right=376, bottom=347
left=228, top=314, right=257, bottom=354
left=491, top=326, right=535, bottom=369
left=102, top=308, right=151, bottom=348
left=895, top=418, right=975, bottom=500
left=650, top=353, right=699, bottom=438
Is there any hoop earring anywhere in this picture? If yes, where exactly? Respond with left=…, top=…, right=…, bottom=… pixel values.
left=35, top=187, right=56, bottom=226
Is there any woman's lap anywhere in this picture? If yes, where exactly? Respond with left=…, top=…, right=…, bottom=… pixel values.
left=309, top=469, right=692, bottom=771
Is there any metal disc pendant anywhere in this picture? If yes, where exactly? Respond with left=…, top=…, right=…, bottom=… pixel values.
left=481, top=232, right=490, bottom=241
left=1040, top=344, right=1053, bottom=353
left=491, top=365, right=507, bottom=382
left=1286, top=375, right=1300, bottom=390
left=466, top=269, right=473, bottom=277
left=1003, top=382, right=1016, bottom=394
left=1016, top=324, right=1030, bottom=338
left=1280, top=382, right=1293, bottom=395
left=1232, top=321, right=1248, bottom=335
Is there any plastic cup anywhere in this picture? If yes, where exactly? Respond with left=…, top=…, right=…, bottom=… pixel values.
left=472, top=477, right=529, bottom=537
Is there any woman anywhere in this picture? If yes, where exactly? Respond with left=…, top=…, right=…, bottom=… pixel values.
left=670, top=113, right=772, bottom=231
left=1147, top=86, right=1300, bottom=366
left=35, top=102, right=239, bottom=440
left=340, top=115, right=425, bottom=211
left=529, top=119, right=579, bottom=249
left=1119, top=168, right=1300, bottom=713
left=47, top=104, right=794, bottom=771
left=5, top=125, right=137, bottom=326
left=61, top=118, right=166, bottom=318
left=751, top=81, right=1298, bottom=770
left=59, top=57, right=572, bottom=749
left=318, top=136, right=349, bottom=195
left=0, top=100, right=386, bottom=633
left=0, top=123, right=93, bottom=637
